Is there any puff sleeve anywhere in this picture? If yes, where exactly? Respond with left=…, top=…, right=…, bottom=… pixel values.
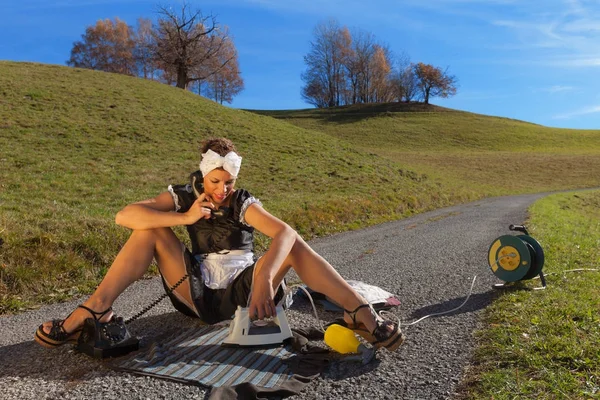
left=167, top=183, right=196, bottom=213
left=231, top=189, right=262, bottom=227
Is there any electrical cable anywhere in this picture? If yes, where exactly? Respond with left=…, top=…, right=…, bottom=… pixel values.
left=398, top=253, right=516, bottom=328
left=533, top=268, right=599, bottom=278
left=291, top=271, right=482, bottom=334
left=401, top=275, right=477, bottom=328
left=297, top=258, right=599, bottom=331
left=294, top=285, right=327, bottom=333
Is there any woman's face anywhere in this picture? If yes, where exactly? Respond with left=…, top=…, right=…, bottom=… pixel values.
left=203, top=168, right=236, bottom=206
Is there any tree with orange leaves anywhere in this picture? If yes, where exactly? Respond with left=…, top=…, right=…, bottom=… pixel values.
left=369, top=45, right=394, bottom=103
left=301, top=19, right=351, bottom=107
left=67, top=18, right=136, bottom=75
left=302, top=21, right=396, bottom=107
left=413, top=63, right=458, bottom=104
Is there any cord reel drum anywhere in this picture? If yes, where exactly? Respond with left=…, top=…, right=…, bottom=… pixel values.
left=488, top=225, right=546, bottom=289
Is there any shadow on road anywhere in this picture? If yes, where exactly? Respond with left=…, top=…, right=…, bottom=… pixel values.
left=0, top=311, right=199, bottom=381
left=408, top=291, right=497, bottom=321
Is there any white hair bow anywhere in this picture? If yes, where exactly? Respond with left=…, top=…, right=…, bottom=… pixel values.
left=199, top=149, right=242, bottom=178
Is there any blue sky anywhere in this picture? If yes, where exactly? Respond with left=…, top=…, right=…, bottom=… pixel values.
left=2, top=0, right=600, bottom=129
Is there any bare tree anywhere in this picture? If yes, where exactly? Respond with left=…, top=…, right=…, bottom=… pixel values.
left=203, top=28, right=244, bottom=104
left=153, top=3, right=233, bottom=89
left=301, top=19, right=350, bottom=107
left=400, top=64, right=421, bottom=102
left=389, top=52, right=409, bottom=102
left=346, top=29, right=379, bottom=104
left=132, top=17, right=157, bottom=79
left=390, top=58, right=420, bottom=103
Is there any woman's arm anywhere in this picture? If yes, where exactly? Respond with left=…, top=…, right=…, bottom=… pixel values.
left=244, top=203, right=298, bottom=318
left=115, top=191, right=214, bottom=230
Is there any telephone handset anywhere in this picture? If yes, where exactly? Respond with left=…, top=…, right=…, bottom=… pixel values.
left=192, top=174, right=227, bottom=219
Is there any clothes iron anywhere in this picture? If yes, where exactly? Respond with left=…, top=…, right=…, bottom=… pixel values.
left=222, top=305, right=293, bottom=347
left=76, top=315, right=139, bottom=358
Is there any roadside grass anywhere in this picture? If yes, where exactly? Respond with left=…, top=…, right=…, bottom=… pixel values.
left=254, top=106, right=600, bottom=196
left=458, top=190, right=600, bottom=399
left=0, top=62, right=470, bottom=313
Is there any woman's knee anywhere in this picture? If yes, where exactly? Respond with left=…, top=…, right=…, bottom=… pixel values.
left=130, top=227, right=175, bottom=243
left=288, top=232, right=312, bottom=263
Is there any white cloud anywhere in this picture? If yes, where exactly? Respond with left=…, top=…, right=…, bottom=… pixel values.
left=553, top=105, right=600, bottom=119
left=550, top=57, right=600, bottom=67
left=541, top=85, right=575, bottom=93
left=492, top=4, right=600, bottom=50
left=561, top=19, right=600, bottom=33
left=218, top=0, right=600, bottom=71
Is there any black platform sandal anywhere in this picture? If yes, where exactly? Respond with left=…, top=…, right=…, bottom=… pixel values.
left=343, top=304, right=405, bottom=351
left=34, top=305, right=113, bottom=349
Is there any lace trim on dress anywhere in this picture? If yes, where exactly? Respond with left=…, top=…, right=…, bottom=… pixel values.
left=167, top=185, right=181, bottom=212
left=239, top=197, right=262, bottom=227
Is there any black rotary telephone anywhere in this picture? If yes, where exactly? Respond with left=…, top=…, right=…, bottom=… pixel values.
left=76, top=274, right=191, bottom=359
left=76, top=172, right=230, bottom=358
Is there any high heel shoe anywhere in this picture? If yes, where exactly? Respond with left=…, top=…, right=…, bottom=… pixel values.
left=35, top=305, right=113, bottom=348
left=343, top=304, right=405, bottom=351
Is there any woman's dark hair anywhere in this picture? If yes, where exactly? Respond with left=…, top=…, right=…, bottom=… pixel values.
left=200, top=137, right=238, bottom=157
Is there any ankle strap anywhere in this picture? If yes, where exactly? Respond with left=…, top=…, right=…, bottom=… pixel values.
left=344, top=303, right=373, bottom=324
left=78, top=305, right=113, bottom=320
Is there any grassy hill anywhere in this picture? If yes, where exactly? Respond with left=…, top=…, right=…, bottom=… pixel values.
left=252, top=104, right=600, bottom=195
left=0, top=61, right=468, bottom=312
left=1, top=61, right=599, bottom=313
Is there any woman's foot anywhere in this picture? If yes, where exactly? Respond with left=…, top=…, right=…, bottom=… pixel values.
left=343, top=303, right=405, bottom=351
left=35, top=304, right=114, bottom=348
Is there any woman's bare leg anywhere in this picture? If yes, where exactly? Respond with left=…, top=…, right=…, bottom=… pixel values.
left=256, top=233, right=386, bottom=334
left=41, top=227, right=194, bottom=335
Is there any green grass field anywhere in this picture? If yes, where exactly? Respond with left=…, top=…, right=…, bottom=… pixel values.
left=1, top=61, right=600, bottom=398
left=253, top=105, right=600, bottom=195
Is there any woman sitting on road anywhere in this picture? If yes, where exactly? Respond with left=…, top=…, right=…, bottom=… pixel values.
left=35, top=137, right=404, bottom=351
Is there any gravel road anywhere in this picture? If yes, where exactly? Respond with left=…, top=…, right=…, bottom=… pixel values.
left=0, top=193, right=547, bottom=399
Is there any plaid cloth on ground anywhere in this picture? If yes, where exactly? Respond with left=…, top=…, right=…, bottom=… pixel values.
left=113, top=325, right=294, bottom=389
left=111, top=323, right=334, bottom=400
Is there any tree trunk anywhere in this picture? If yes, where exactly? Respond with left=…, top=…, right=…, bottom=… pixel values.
left=176, top=64, right=188, bottom=89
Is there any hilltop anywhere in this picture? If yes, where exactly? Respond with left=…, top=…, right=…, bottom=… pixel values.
left=253, top=103, right=600, bottom=195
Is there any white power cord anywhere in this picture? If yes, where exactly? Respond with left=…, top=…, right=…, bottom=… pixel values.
left=291, top=274, right=479, bottom=333
left=286, top=257, right=598, bottom=336
left=533, top=268, right=599, bottom=278
left=264, top=254, right=528, bottom=334
left=399, top=253, right=515, bottom=328
left=401, top=275, right=478, bottom=328
left=294, top=285, right=327, bottom=333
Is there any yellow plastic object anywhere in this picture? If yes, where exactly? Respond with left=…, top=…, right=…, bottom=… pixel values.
left=324, top=324, right=361, bottom=354
left=498, top=245, right=520, bottom=271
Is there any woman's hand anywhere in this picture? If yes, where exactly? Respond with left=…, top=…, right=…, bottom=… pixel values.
left=249, top=272, right=276, bottom=320
left=184, top=193, right=215, bottom=223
